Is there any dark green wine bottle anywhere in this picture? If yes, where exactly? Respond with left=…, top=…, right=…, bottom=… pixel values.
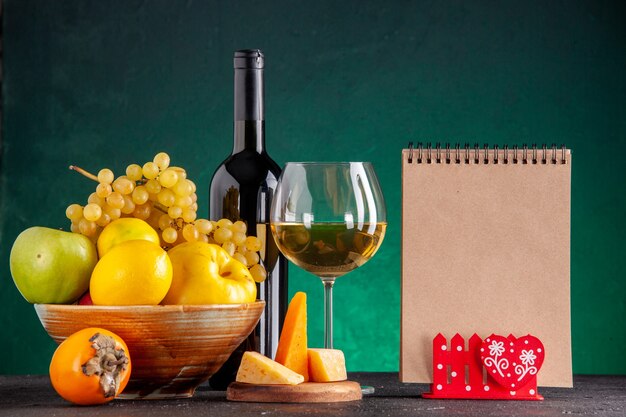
left=208, top=49, right=288, bottom=390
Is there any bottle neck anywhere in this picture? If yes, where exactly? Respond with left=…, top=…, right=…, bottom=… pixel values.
left=234, top=67, right=264, bottom=121
left=233, top=120, right=265, bottom=154
left=233, top=65, right=264, bottom=154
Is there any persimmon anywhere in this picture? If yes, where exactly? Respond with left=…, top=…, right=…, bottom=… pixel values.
left=49, top=327, right=131, bottom=405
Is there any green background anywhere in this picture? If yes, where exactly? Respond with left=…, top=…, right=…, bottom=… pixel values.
left=1, top=0, right=624, bottom=375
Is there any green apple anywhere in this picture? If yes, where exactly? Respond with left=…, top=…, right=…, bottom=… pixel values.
left=10, top=226, right=98, bottom=304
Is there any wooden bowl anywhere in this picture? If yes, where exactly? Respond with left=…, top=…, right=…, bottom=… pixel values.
left=35, top=302, right=264, bottom=399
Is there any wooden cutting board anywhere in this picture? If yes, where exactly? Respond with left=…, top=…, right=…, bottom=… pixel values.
left=226, top=381, right=363, bottom=403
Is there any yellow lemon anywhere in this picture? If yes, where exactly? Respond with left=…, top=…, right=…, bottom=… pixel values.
left=97, top=218, right=160, bottom=258
left=90, top=240, right=172, bottom=305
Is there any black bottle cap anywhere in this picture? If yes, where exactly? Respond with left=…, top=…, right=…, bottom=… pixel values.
left=234, top=49, right=264, bottom=69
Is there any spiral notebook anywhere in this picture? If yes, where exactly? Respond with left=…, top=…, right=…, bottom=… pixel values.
left=400, top=144, right=572, bottom=388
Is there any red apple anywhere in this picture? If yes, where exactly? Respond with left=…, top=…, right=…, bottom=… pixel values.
left=78, top=292, right=93, bottom=305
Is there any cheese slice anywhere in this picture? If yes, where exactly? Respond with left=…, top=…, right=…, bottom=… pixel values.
left=236, top=351, right=304, bottom=385
left=274, top=292, right=309, bottom=381
left=308, top=349, right=348, bottom=382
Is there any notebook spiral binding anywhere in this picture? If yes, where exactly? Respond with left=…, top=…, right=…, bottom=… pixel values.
left=407, top=142, right=568, bottom=165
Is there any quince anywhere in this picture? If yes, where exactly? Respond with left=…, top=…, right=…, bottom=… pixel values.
left=162, top=242, right=256, bottom=304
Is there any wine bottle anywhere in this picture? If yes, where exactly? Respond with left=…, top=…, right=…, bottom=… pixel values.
left=208, top=49, right=288, bottom=390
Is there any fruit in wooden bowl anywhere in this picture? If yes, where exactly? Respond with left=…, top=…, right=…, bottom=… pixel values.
left=35, top=302, right=264, bottom=399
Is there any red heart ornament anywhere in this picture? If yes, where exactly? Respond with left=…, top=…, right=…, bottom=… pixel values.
left=480, top=334, right=545, bottom=390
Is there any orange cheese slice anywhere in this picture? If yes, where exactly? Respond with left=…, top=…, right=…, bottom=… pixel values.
left=236, top=351, right=304, bottom=385
left=308, top=348, right=348, bottom=382
left=274, top=292, right=309, bottom=381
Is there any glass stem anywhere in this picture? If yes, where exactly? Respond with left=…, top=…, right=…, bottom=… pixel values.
left=322, top=278, right=335, bottom=349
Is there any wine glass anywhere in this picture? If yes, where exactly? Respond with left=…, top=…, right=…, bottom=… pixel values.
left=270, top=162, right=387, bottom=349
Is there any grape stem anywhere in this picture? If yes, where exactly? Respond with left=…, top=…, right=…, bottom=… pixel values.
left=68, top=164, right=171, bottom=217
left=69, top=165, right=99, bottom=182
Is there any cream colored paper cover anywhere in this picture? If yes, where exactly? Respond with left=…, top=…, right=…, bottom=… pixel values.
left=400, top=145, right=572, bottom=388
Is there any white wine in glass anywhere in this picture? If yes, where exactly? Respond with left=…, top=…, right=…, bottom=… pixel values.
left=270, top=162, right=387, bottom=349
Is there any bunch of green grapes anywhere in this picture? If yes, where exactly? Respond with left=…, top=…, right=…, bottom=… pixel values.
left=65, top=152, right=266, bottom=282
